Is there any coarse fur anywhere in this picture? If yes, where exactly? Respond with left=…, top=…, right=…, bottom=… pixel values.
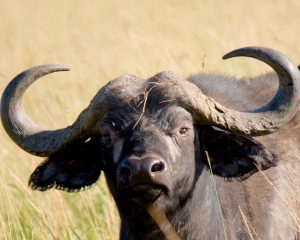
left=27, top=71, right=300, bottom=239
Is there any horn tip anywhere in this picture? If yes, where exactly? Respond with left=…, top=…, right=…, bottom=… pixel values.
left=54, top=64, right=71, bottom=71
left=222, top=50, right=241, bottom=60
left=222, top=46, right=275, bottom=61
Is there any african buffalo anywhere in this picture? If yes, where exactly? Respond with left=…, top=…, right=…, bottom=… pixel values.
left=2, top=47, right=300, bottom=239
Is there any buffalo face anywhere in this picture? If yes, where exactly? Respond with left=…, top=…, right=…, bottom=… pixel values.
left=99, top=105, right=198, bottom=221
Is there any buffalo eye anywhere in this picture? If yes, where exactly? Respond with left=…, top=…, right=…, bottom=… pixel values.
left=179, top=128, right=188, bottom=136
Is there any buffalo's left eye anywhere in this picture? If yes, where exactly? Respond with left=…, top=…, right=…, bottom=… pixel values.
left=179, top=128, right=188, bottom=136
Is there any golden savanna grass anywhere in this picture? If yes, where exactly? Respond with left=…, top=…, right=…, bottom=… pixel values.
left=1, top=0, right=300, bottom=239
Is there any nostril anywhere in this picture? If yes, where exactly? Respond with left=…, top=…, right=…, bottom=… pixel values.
left=151, top=162, right=165, bottom=172
left=121, top=166, right=131, bottom=176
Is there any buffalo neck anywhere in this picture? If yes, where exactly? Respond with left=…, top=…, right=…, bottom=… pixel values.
left=118, top=167, right=229, bottom=240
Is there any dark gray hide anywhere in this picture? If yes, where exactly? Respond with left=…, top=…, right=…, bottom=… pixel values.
left=2, top=47, right=300, bottom=240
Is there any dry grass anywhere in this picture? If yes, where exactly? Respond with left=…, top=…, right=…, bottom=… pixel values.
left=1, top=0, right=300, bottom=239
left=146, top=204, right=181, bottom=240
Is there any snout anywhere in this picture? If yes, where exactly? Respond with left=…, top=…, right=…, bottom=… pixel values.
left=120, top=156, right=166, bottom=179
left=117, top=155, right=172, bottom=203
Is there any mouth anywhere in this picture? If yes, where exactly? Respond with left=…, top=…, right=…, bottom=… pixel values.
left=122, top=184, right=169, bottom=205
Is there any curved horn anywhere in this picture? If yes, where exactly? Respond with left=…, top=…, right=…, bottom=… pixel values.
left=1, top=65, right=141, bottom=157
left=1, top=65, right=75, bottom=156
left=186, top=46, right=300, bottom=135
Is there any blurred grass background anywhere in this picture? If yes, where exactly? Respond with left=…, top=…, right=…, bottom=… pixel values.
left=1, top=0, right=300, bottom=239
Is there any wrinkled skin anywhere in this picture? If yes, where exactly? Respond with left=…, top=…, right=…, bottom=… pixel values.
left=27, top=71, right=300, bottom=239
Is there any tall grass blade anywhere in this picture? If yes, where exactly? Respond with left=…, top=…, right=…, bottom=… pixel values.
left=206, top=151, right=228, bottom=240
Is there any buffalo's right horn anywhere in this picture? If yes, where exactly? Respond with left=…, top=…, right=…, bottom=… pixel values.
left=1, top=64, right=140, bottom=157
left=1, top=65, right=75, bottom=156
left=181, top=47, right=300, bottom=136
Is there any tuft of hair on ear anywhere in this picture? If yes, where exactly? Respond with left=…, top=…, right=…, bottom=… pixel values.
left=200, top=126, right=278, bottom=181
left=28, top=135, right=103, bottom=192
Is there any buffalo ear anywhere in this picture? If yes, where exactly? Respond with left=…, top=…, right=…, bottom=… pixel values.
left=201, top=127, right=278, bottom=181
left=29, top=136, right=102, bottom=192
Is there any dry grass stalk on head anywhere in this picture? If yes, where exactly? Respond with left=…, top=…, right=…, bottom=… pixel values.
left=132, top=81, right=161, bottom=130
left=159, top=99, right=177, bottom=104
